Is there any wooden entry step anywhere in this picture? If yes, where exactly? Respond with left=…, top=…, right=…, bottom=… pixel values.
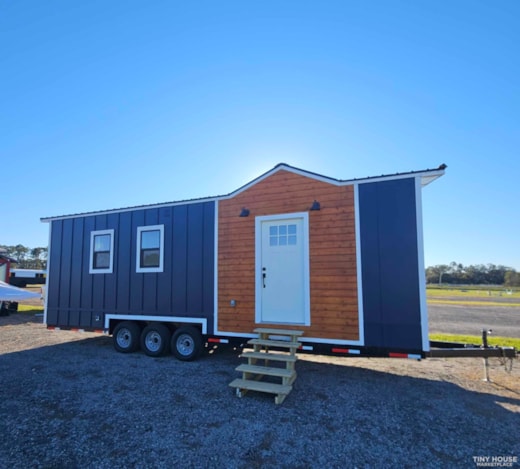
left=235, top=364, right=296, bottom=381
left=247, top=338, right=300, bottom=351
left=240, top=351, right=297, bottom=363
left=229, top=328, right=303, bottom=404
left=254, top=328, right=304, bottom=339
left=229, top=379, right=292, bottom=405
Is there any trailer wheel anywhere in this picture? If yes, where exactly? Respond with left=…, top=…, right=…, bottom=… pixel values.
left=113, top=321, right=141, bottom=353
left=141, top=324, right=171, bottom=357
left=171, top=326, right=202, bottom=361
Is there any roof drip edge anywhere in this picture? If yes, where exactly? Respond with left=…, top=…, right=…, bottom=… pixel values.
left=41, top=163, right=446, bottom=222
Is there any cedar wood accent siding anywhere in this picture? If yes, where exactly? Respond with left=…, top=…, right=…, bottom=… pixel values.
left=218, top=169, right=359, bottom=340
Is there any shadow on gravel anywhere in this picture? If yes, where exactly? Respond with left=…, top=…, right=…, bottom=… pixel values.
left=0, top=338, right=518, bottom=468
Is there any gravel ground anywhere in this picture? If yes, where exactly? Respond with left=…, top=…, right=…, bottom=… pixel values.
left=0, top=313, right=519, bottom=469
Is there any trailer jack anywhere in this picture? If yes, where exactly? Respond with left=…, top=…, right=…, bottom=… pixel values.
left=482, top=329, right=491, bottom=382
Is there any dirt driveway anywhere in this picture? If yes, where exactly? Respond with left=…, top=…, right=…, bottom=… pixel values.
left=0, top=312, right=518, bottom=468
left=428, top=303, right=520, bottom=338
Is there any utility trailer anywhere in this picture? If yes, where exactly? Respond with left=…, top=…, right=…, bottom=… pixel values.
left=41, top=162, right=473, bottom=361
left=9, top=268, right=47, bottom=288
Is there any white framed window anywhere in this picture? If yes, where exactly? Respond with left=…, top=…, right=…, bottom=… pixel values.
left=136, top=225, right=164, bottom=273
left=89, top=229, right=114, bottom=274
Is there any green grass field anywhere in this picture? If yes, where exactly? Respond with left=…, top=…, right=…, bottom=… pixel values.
left=16, top=305, right=44, bottom=313
left=426, top=287, right=520, bottom=298
left=430, top=333, right=520, bottom=349
left=428, top=284, right=518, bottom=291
left=426, top=287, right=520, bottom=307
left=427, top=299, right=520, bottom=307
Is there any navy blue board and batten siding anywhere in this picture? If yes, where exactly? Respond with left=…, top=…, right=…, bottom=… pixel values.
left=46, top=201, right=215, bottom=331
left=359, top=177, right=424, bottom=353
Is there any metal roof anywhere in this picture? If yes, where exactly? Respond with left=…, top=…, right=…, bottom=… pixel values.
left=0, top=253, right=18, bottom=263
left=41, top=162, right=446, bottom=222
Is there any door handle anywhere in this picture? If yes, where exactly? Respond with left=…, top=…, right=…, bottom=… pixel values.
left=262, top=267, right=266, bottom=288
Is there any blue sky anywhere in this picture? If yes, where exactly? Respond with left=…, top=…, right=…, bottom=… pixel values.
left=2, top=1, right=519, bottom=269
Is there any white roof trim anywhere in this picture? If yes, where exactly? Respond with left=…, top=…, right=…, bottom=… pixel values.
left=222, top=164, right=445, bottom=197
left=220, top=164, right=340, bottom=199
left=41, top=163, right=446, bottom=222
left=41, top=196, right=221, bottom=222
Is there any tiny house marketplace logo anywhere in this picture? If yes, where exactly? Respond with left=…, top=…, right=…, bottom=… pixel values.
left=473, top=456, right=518, bottom=467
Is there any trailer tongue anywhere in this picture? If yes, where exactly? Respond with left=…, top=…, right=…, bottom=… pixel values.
left=427, top=329, right=517, bottom=381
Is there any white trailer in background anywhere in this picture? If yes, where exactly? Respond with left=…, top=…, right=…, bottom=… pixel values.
left=9, top=269, right=47, bottom=288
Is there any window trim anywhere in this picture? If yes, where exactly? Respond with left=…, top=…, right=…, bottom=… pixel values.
left=89, top=229, right=115, bottom=274
left=136, top=225, right=164, bottom=273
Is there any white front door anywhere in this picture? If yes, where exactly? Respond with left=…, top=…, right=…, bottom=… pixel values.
left=256, top=213, right=310, bottom=325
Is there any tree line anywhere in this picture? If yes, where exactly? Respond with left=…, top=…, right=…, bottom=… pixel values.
left=0, top=244, right=48, bottom=270
left=426, top=262, right=520, bottom=287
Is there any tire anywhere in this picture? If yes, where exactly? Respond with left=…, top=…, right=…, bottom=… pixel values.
left=171, top=326, right=203, bottom=361
left=113, top=321, right=141, bottom=353
left=140, top=324, right=171, bottom=357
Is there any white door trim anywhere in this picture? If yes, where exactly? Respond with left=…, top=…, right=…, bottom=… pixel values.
left=353, top=183, right=365, bottom=346
left=255, top=212, right=311, bottom=326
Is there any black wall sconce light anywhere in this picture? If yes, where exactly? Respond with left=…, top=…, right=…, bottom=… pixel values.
left=310, top=200, right=321, bottom=211
left=239, top=207, right=250, bottom=217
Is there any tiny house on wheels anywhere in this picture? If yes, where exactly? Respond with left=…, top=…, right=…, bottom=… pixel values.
left=42, top=163, right=445, bottom=361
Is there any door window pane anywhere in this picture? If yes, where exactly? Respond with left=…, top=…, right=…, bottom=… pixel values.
left=269, top=224, right=297, bottom=247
